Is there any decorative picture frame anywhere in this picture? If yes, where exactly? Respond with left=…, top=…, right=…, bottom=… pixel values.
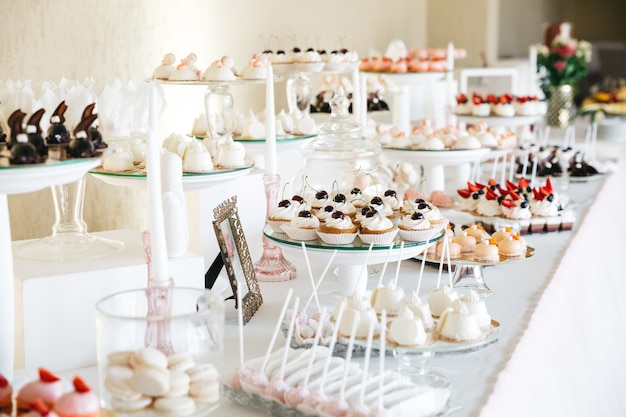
left=212, top=196, right=263, bottom=324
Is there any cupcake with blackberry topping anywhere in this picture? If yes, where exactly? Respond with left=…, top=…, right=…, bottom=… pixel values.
left=317, top=211, right=358, bottom=245
left=358, top=209, right=398, bottom=245
left=398, top=211, right=436, bottom=242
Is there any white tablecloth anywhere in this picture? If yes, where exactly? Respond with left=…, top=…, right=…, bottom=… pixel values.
left=50, top=142, right=626, bottom=416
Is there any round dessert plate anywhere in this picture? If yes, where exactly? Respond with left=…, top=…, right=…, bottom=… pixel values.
left=0, top=158, right=100, bottom=195
left=361, top=70, right=449, bottom=84
left=455, top=114, right=544, bottom=127
left=191, top=133, right=317, bottom=144
left=416, top=245, right=535, bottom=266
left=264, top=225, right=443, bottom=266
left=157, top=76, right=283, bottom=86
left=90, top=159, right=255, bottom=191
left=382, top=147, right=490, bottom=165
left=346, top=319, right=500, bottom=355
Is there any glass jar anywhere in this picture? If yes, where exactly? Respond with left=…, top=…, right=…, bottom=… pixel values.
left=96, top=287, right=225, bottom=417
left=291, top=86, right=390, bottom=199
left=204, top=84, right=234, bottom=140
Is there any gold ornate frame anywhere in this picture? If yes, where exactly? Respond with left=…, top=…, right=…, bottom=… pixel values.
left=213, top=196, right=262, bottom=324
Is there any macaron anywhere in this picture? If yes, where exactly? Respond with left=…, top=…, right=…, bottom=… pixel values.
left=128, top=367, right=170, bottom=397
left=186, top=364, right=219, bottom=383
left=110, top=395, right=152, bottom=412
left=153, top=397, right=195, bottom=417
left=189, top=380, right=220, bottom=403
left=166, top=352, right=195, bottom=372
left=163, top=370, right=190, bottom=398
left=106, top=351, right=134, bottom=367
left=130, top=348, right=168, bottom=371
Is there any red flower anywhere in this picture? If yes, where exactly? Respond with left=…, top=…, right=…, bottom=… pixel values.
left=556, top=43, right=576, bottom=59
left=553, top=60, right=566, bottom=72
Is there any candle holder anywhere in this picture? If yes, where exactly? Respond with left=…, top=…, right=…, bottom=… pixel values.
left=15, top=174, right=125, bottom=261
left=253, top=173, right=296, bottom=282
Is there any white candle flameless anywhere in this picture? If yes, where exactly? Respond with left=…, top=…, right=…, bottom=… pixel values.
left=265, top=63, right=278, bottom=176
left=146, top=82, right=170, bottom=287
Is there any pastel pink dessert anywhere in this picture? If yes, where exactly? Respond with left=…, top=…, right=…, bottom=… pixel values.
left=17, top=368, right=64, bottom=411
left=21, top=398, right=60, bottom=417
left=53, top=376, right=100, bottom=417
left=0, top=373, right=12, bottom=415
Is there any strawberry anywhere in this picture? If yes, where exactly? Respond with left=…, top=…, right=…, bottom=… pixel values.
left=540, top=186, right=551, bottom=197
left=467, top=182, right=480, bottom=192
left=73, top=376, right=91, bottom=393
left=498, top=187, right=509, bottom=196
left=457, top=188, right=472, bottom=199
left=505, top=179, right=518, bottom=191
left=486, top=189, right=498, bottom=200
left=0, top=374, right=8, bottom=388
left=533, top=188, right=545, bottom=201
left=471, top=93, right=484, bottom=105
left=509, top=191, right=521, bottom=201
left=545, top=177, right=553, bottom=193
left=39, top=368, right=60, bottom=383
left=487, top=94, right=498, bottom=104
left=474, top=182, right=487, bottom=190
left=500, top=199, right=514, bottom=208
left=518, top=177, right=529, bottom=189
left=30, top=398, right=50, bottom=416
left=500, top=94, right=513, bottom=104
left=456, top=93, right=468, bottom=104
left=488, top=178, right=497, bottom=186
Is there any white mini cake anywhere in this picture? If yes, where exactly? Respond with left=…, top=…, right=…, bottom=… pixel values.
left=388, top=305, right=427, bottom=346
left=371, top=281, right=405, bottom=316
left=452, top=135, right=482, bottom=150
left=103, top=146, right=134, bottom=172
left=182, top=139, right=214, bottom=173
left=241, top=57, right=268, bottom=80
left=169, top=53, right=200, bottom=81
left=461, top=290, right=491, bottom=328
left=216, top=140, right=246, bottom=168
left=203, top=56, right=236, bottom=81
left=335, top=295, right=378, bottom=339
left=428, top=285, right=458, bottom=317
left=403, top=290, right=434, bottom=331
left=152, top=53, right=176, bottom=79
left=437, top=299, right=482, bottom=342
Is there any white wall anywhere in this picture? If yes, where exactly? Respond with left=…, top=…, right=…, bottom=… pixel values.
left=2, top=0, right=426, bottom=246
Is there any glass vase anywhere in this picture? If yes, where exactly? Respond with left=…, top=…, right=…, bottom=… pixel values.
left=96, top=287, right=225, bottom=417
left=546, top=85, right=574, bottom=128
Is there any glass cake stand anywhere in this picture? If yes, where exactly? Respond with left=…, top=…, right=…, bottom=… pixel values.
left=264, top=226, right=443, bottom=296
left=415, top=246, right=535, bottom=297
left=0, top=157, right=101, bottom=379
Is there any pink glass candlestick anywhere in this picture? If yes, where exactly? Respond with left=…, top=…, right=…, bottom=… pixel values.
left=254, top=173, right=296, bottom=282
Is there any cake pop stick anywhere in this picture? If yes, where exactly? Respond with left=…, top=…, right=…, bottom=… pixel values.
left=303, top=249, right=338, bottom=313
left=445, top=234, right=453, bottom=287
left=500, top=153, right=507, bottom=186
left=353, top=243, right=374, bottom=295
left=259, top=288, right=293, bottom=375
left=375, top=243, right=395, bottom=288
left=521, top=150, right=530, bottom=178
left=355, top=318, right=376, bottom=413
left=301, top=242, right=320, bottom=312
left=230, top=283, right=250, bottom=388
left=590, top=122, right=598, bottom=163
left=508, top=152, right=515, bottom=182
left=392, top=241, right=405, bottom=286
left=416, top=233, right=436, bottom=294
left=376, top=310, right=388, bottom=413
left=436, top=235, right=448, bottom=289
left=319, top=316, right=359, bottom=416
left=490, top=153, right=499, bottom=181
left=530, top=155, right=539, bottom=188
left=266, top=296, right=301, bottom=402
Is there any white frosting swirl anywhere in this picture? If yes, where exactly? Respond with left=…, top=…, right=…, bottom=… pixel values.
left=530, top=198, right=559, bottom=217
left=323, top=215, right=355, bottom=230
left=360, top=214, right=394, bottom=232
left=399, top=214, right=431, bottom=231
left=291, top=213, right=320, bottom=228
left=476, top=198, right=503, bottom=217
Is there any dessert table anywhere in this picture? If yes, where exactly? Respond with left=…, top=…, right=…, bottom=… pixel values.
left=39, top=140, right=626, bottom=417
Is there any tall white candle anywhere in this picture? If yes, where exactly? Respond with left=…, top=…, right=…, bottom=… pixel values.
left=146, top=82, right=169, bottom=287
left=360, top=73, right=367, bottom=130
left=265, top=63, right=277, bottom=176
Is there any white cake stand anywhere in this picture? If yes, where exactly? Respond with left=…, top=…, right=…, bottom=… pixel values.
left=89, top=160, right=256, bottom=192
left=0, top=158, right=100, bottom=379
left=382, top=147, right=491, bottom=196
left=264, top=226, right=443, bottom=296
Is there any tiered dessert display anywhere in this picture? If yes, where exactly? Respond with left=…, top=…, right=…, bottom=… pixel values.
left=454, top=92, right=546, bottom=128
left=0, top=142, right=101, bottom=379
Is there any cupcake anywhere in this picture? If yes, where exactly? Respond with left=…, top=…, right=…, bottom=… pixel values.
left=309, top=190, right=330, bottom=210
left=368, top=195, right=394, bottom=220
left=331, top=193, right=357, bottom=218
left=54, top=376, right=100, bottom=417
left=315, top=204, right=336, bottom=223
left=317, top=211, right=358, bottom=245
left=17, top=368, right=64, bottom=412
left=282, top=209, right=320, bottom=241
left=268, top=198, right=300, bottom=233
left=358, top=210, right=398, bottom=245
left=397, top=212, right=435, bottom=242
